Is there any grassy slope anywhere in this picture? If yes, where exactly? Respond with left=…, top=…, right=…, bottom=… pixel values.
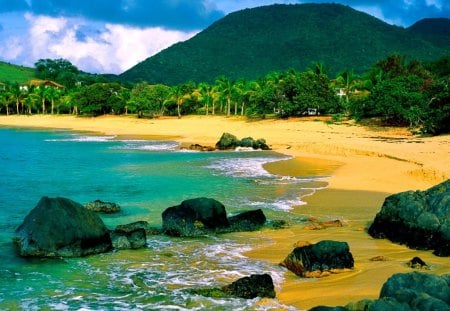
left=0, top=61, right=35, bottom=84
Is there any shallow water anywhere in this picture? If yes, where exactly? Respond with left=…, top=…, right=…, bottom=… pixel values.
left=0, top=128, right=328, bottom=310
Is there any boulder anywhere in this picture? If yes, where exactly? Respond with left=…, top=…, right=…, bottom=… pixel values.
left=110, top=221, right=151, bottom=250
left=253, top=138, right=271, bottom=150
left=215, top=132, right=238, bottom=150
left=227, top=209, right=266, bottom=232
left=380, top=272, right=450, bottom=309
left=406, top=256, right=428, bottom=269
left=13, top=197, right=112, bottom=257
left=281, top=240, right=354, bottom=278
left=84, top=199, right=121, bottom=214
left=162, top=197, right=230, bottom=236
left=309, top=272, right=450, bottom=311
left=368, top=179, right=450, bottom=256
left=222, top=274, right=276, bottom=299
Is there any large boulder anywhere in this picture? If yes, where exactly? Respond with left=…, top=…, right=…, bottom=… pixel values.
left=84, top=199, right=121, bottom=214
left=162, top=197, right=230, bottom=236
left=368, top=179, right=450, bottom=256
left=13, top=197, right=112, bottom=257
left=281, top=240, right=354, bottom=278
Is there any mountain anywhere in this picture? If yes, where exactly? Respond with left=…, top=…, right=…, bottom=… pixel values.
left=0, top=61, right=35, bottom=84
left=120, top=3, right=450, bottom=85
left=408, top=18, right=450, bottom=48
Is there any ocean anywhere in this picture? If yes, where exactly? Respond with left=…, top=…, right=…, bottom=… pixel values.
left=0, top=127, right=328, bottom=310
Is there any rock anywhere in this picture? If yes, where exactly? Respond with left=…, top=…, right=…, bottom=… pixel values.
left=227, top=209, right=266, bottom=232
left=115, top=220, right=159, bottom=235
left=309, top=307, right=348, bottom=311
left=368, top=179, right=450, bottom=256
left=239, top=137, right=255, bottom=148
left=222, top=274, right=276, bottom=299
left=191, top=274, right=276, bottom=299
left=281, top=240, right=354, bottom=278
left=111, top=222, right=147, bottom=250
left=253, top=138, right=271, bottom=150
left=84, top=199, right=121, bottom=214
left=305, top=219, right=344, bottom=230
left=215, top=132, right=238, bottom=150
left=369, top=255, right=390, bottom=261
left=380, top=272, right=450, bottom=308
left=13, top=197, right=112, bottom=257
left=162, top=197, right=230, bottom=236
left=407, top=256, right=429, bottom=269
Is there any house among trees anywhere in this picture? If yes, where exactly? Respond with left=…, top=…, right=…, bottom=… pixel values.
left=20, top=79, right=64, bottom=92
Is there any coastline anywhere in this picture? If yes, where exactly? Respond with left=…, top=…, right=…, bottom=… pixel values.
left=1, top=114, right=449, bottom=309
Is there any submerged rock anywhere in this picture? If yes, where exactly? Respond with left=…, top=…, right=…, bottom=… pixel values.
left=281, top=240, right=354, bottom=278
left=84, top=199, right=121, bottom=214
left=227, top=209, right=266, bottom=232
left=368, top=179, right=450, bottom=256
left=191, top=274, right=276, bottom=299
left=110, top=221, right=148, bottom=250
left=13, top=197, right=112, bottom=257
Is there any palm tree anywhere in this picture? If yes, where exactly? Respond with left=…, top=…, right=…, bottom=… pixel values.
left=167, top=84, right=191, bottom=118
left=215, top=76, right=233, bottom=117
left=9, top=83, right=23, bottom=115
left=0, top=90, right=11, bottom=115
left=44, top=86, right=61, bottom=114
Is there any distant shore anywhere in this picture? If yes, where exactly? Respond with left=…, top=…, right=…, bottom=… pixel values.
left=1, top=114, right=449, bottom=309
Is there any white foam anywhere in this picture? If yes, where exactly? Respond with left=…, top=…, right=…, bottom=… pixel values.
left=113, top=141, right=180, bottom=151
left=205, top=156, right=283, bottom=179
left=45, top=135, right=117, bottom=142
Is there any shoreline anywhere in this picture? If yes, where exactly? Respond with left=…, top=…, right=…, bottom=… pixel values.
left=1, top=114, right=449, bottom=309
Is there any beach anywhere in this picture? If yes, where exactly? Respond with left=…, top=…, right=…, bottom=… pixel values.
left=1, top=114, right=449, bottom=309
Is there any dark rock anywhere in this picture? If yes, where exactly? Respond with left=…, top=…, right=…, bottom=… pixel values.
left=222, top=274, right=276, bottom=299
left=191, top=274, right=276, bottom=299
left=84, top=199, right=121, bottom=214
left=110, top=221, right=148, bottom=250
left=380, top=272, right=450, bottom=308
left=239, top=137, right=255, bottom=148
left=215, top=132, right=238, bottom=150
left=188, top=144, right=215, bottom=152
left=114, top=220, right=156, bottom=235
left=309, top=307, right=348, bottom=311
left=227, top=209, right=266, bottom=232
left=407, top=256, right=428, bottom=269
left=281, top=240, right=354, bottom=277
left=162, top=197, right=230, bottom=236
left=368, top=179, right=450, bottom=256
left=13, top=197, right=112, bottom=257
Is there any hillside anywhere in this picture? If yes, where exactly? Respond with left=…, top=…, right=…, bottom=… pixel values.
left=120, top=3, right=450, bottom=85
left=0, top=61, right=35, bottom=84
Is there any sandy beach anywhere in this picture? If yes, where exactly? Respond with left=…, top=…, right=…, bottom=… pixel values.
left=1, top=114, right=449, bottom=309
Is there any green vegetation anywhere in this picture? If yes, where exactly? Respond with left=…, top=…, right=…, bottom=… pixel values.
left=119, top=3, right=450, bottom=85
left=0, top=61, right=35, bottom=84
left=1, top=54, right=448, bottom=135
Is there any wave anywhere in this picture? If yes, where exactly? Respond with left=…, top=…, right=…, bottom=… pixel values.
left=45, top=134, right=117, bottom=142
left=205, top=156, right=285, bottom=179
left=114, top=141, right=180, bottom=151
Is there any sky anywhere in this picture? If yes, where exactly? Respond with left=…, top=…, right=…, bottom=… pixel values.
left=0, top=0, right=449, bottom=75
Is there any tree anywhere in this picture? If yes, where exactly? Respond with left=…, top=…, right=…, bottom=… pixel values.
left=35, top=58, right=79, bottom=87
left=167, top=84, right=193, bottom=118
left=0, top=89, right=11, bottom=115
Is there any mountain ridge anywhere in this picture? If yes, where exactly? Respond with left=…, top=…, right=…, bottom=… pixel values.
left=119, top=3, right=450, bottom=85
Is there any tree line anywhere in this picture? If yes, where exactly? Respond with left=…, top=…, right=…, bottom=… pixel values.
left=0, top=55, right=449, bottom=135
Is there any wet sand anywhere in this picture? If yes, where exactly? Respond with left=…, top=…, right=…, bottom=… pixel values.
left=1, top=114, right=449, bottom=309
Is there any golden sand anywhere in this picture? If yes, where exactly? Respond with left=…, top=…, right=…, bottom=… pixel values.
left=1, top=114, right=449, bottom=309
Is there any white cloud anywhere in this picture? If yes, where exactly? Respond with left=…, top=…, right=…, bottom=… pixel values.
left=0, top=13, right=198, bottom=74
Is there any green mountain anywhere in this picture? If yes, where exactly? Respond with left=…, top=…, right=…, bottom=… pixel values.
left=0, top=61, right=35, bottom=84
left=119, top=3, right=450, bottom=85
left=407, top=18, right=450, bottom=48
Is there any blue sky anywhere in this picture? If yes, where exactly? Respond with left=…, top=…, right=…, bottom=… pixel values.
left=0, top=0, right=448, bottom=74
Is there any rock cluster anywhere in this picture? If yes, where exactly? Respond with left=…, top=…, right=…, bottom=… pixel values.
left=215, top=132, right=271, bottom=150
left=368, top=179, right=450, bottom=256
left=84, top=199, right=121, bottom=213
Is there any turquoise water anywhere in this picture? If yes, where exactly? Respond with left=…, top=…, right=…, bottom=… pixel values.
left=0, top=128, right=327, bottom=310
